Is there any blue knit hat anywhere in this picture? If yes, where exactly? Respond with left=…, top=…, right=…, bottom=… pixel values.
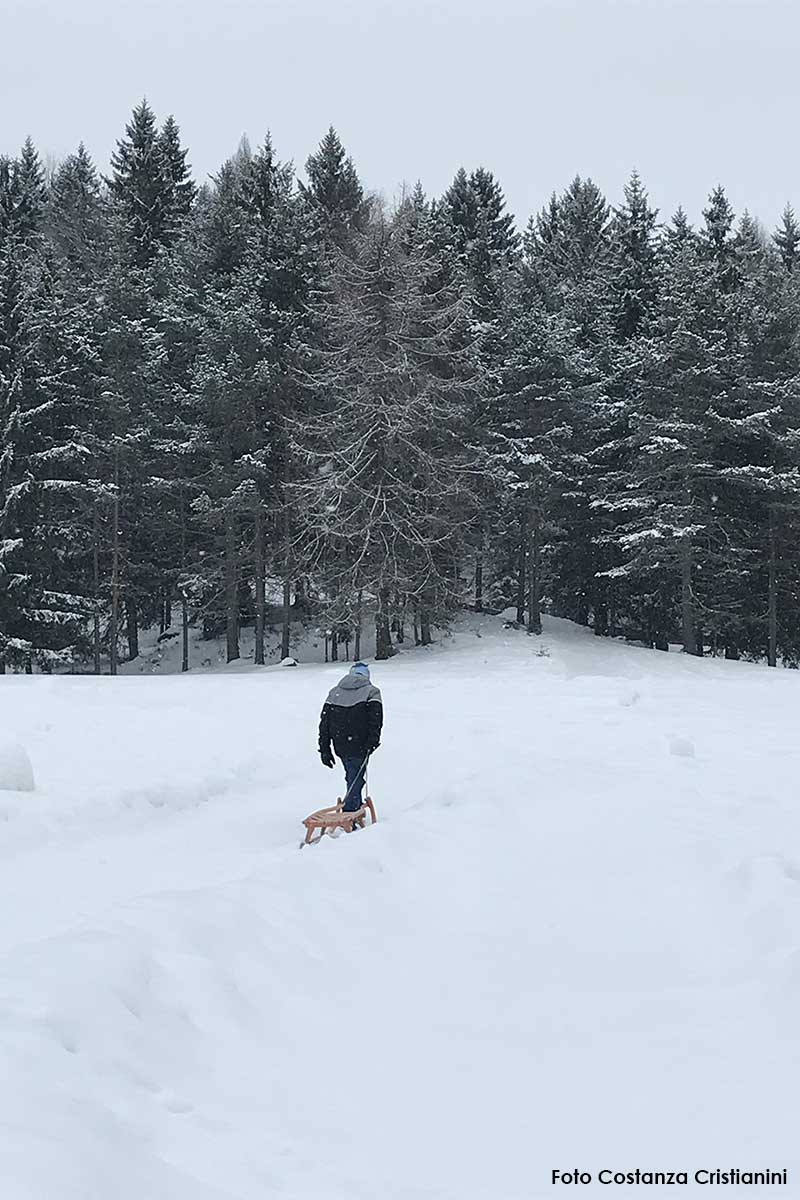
left=351, top=662, right=370, bottom=678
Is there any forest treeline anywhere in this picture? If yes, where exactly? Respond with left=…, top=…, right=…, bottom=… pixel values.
left=1, top=101, right=799, bottom=672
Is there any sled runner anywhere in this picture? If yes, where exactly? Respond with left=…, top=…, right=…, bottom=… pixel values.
left=301, top=795, right=377, bottom=846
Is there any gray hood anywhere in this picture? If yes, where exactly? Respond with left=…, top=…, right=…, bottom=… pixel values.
left=326, top=673, right=382, bottom=708
left=339, top=673, right=371, bottom=691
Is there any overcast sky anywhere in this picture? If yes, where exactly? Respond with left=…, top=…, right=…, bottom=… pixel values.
left=2, top=0, right=797, bottom=231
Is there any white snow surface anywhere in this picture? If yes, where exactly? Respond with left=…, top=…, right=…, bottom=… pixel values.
left=1, top=615, right=798, bottom=1198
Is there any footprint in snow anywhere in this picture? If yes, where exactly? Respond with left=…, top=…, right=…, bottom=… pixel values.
left=738, top=854, right=800, bottom=902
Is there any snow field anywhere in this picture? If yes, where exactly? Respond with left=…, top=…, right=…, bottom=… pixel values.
left=0, top=615, right=798, bottom=1198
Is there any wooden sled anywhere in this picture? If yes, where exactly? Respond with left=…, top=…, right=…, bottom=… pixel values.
left=302, top=795, right=377, bottom=846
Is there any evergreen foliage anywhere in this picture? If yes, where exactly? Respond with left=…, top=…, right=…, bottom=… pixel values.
left=2, top=114, right=799, bottom=670
left=302, top=127, right=369, bottom=248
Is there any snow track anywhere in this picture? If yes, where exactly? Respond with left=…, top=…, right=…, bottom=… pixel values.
left=0, top=616, right=798, bottom=1198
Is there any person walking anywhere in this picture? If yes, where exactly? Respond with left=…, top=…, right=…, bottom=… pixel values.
left=318, top=662, right=383, bottom=812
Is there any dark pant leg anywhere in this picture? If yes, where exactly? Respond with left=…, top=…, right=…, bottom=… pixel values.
left=341, top=755, right=365, bottom=812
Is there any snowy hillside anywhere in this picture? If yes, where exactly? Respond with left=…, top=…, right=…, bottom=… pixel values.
left=0, top=615, right=798, bottom=1199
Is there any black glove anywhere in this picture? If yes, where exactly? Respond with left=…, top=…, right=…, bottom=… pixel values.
left=320, top=748, right=335, bottom=768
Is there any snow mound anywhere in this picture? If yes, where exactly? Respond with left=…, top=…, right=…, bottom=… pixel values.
left=669, top=734, right=695, bottom=758
left=279, top=656, right=298, bottom=667
left=0, top=741, right=35, bottom=792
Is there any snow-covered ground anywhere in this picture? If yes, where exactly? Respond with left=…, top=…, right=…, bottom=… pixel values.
left=0, top=615, right=798, bottom=1199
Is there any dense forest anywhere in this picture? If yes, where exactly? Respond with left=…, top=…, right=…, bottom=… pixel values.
left=1, top=101, right=799, bottom=672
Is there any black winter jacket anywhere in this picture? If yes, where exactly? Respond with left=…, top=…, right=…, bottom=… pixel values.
left=318, top=673, right=383, bottom=760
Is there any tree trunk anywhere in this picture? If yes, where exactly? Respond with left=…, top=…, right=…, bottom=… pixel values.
left=126, top=599, right=139, bottom=661
left=109, top=469, right=120, bottom=676
left=92, top=508, right=101, bottom=675
left=653, top=589, right=670, bottom=652
left=293, top=577, right=309, bottom=612
left=224, top=511, right=240, bottom=663
left=768, top=509, right=777, bottom=668
left=254, top=505, right=265, bottom=666
left=280, top=504, right=293, bottom=661
left=474, top=543, right=484, bottom=613
left=281, top=576, right=291, bottom=660
left=181, top=595, right=189, bottom=673
left=331, top=630, right=339, bottom=662
left=526, top=511, right=542, bottom=635
left=593, top=575, right=608, bottom=636
left=515, top=511, right=527, bottom=625
left=680, top=537, right=698, bottom=656
left=375, top=588, right=394, bottom=659
left=354, top=590, right=363, bottom=660
left=420, top=607, right=432, bottom=646
left=179, top=491, right=189, bottom=673
left=392, top=592, right=405, bottom=643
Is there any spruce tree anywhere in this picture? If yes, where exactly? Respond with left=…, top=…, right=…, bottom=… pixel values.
left=303, top=127, right=369, bottom=247
left=596, top=228, right=739, bottom=652
left=103, top=104, right=197, bottom=662
left=700, top=185, right=737, bottom=292
left=436, top=165, right=520, bottom=610
left=611, top=170, right=659, bottom=340
left=237, top=135, right=318, bottom=663
left=0, top=140, right=46, bottom=245
left=524, top=177, right=615, bottom=628
left=186, top=274, right=272, bottom=663
left=494, top=287, right=597, bottom=631
left=47, top=144, right=108, bottom=273
left=175, top=135, right=318, bottom=663
left=437, top=165, right=520, bottom=332
left=109, top=100, right=193, bottom=266
left=0, top=237, right=108, bottom=669
left=709, top=232, right=800, bottom=662
left=195, top=142, right=252, bottom=279
left=14, top=138, right=47, bottom=242
left=158, top=114, right=196, bottom=243
left=774, top=204, right=800, bottom=273
left=664, top=206, right=695, bottom=252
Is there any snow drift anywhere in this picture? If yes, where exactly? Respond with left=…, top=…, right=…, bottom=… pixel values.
left=0, top=740, right=35, bottom=792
